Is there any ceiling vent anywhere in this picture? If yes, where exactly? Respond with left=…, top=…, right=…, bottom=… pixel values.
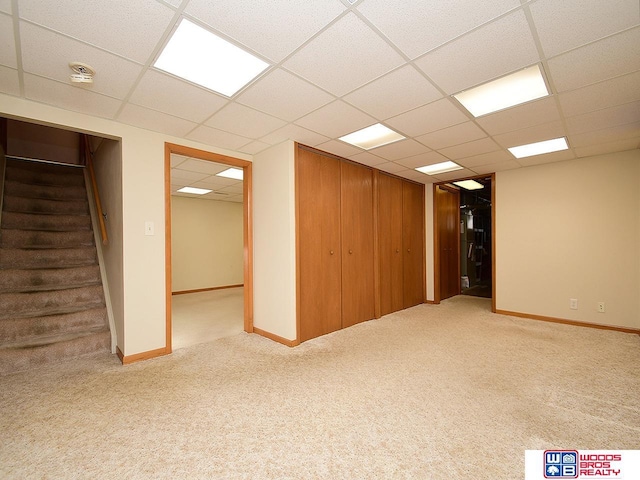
left=69, top=62, right=95, bottom=84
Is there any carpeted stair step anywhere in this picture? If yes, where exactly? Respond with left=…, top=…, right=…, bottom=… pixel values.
left=0, top=265, right=102, bottom=293
left=5, top=163, right=85, bottom=187
left=0, top=330, right=110, bottom=375
left=2, top=195, right=89, bottom=215
left=3, top=180, right=87, bottom=201
left=0, top=307, right=108, bottom=346
left=0, top=285, right=105, bottom=320
left=0, top=229, right=95, bottom=249
left=1, top=212, right=91, bottom=231
left=0, top=247, right=97, bottom=269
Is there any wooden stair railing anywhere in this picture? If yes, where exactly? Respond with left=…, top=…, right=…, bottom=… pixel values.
left=82, top=135, right=108, bottom=246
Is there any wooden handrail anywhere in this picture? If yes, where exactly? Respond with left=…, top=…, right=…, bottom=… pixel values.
left=82, top=135, right=108, bottom=246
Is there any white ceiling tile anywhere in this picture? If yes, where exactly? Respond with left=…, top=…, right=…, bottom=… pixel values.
left=386, top=99, right=469, bottom=137
left=348, top=151, right=388, bottom=167
left=20, top=22, right=143, bottom=100
left=159, top=0, right=181, bottom=7
left=205, top=103, right=286, bottom=138
left=0, top=0, right=11, bottom=14
left=0, top=65, right=20, bottom=96
left=529, top=0, right=640, bottom=58
left=369, top=139, right=430, bottom=161
left=415, top=11, right=540, bottom=94
left=130, top=70, right=228, bottom=123
left=416, top=122, right=487, bottom=150
left=558, top=71, right=640, bottom=117
left=23, top=74, right=122, bottom=119
left=395, top=151, right=451, bottom=169
left=548, top=27, right=640, bottom=92
left=568, top=121, right=640, bottom=148
left=395, top=170, right=433, bottom=184
left=566, top=101, right=640, bottom=135
left=191, top=176, right=239, bottom=188
left=236, top=69, right=334, bottom=122
left=432, top=168, right=476, bottom=182
left=492, top=121, right=566, bottom=148
left=170, top=154, right=188, bottom=168
left=475, top=96, right=562, bottom=135
left=438, top=137, right=501, bottom=160
left=186, top=125, right=251, bottom=151
left=18, top=0, right=175, bottom=64
left=238, top=141, right=271, bottom=155
left=118, top=103, right=197, bottom=138
left=0, top=13, right=17, bottom=68
left=260, top=124, right=329, bottom=147
left=343, top=65, right=443, bottom=119
left=457, top=150, right=513, bottom=168
left=294, top=100, right=375, bottom=139
left=185, top=0, right=345, bottom=62
left=574, top=138, right=640, bottom=158
left=170, top=169, right=210, bottom=182
left=176, top=159, right=229, bottom=175
left=516, top=149, right=575, bottom=166
left=357, top=0, right=520, bottom=59
left=317, top=140, right=363, bottom=158
left=376, top=162, right=409, bottom=174
left=283, top=13, right=405, bottom=97
left=471, top=160, right=520, bottom=174
left=218, top=184, right=244, bottom=195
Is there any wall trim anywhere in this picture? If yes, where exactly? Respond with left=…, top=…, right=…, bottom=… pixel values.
left=116, top=346, right=170, bottom=365
left=172, top=284, right=243, bottom=295
left=495, top=309, right=640, bottom=335
left=253, top=327, right=299, bottom=347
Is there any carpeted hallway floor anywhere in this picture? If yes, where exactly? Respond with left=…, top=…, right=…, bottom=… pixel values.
left=1, top=296, right=638, bottom=479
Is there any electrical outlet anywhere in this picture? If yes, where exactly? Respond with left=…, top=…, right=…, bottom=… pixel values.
left=597, top=302, right=605, bottom=313
left=570, top=298, right=578, bottom=310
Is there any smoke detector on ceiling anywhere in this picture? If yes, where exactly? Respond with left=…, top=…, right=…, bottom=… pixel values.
left=69, top=62, right=95, bottom=84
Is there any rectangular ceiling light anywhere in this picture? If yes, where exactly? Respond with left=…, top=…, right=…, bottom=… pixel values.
left=453, top=64, right=549, bottom=117
left=216, top=167, right=244, bottom=180
left=415, top=161, right=463, bottom=176
left=154, top=19, right=269, bottom=97
left=339, top=123, right=406, bottom=150
left=454, top=179, right=484, bottom=190
left=177, top=186, right=212, bottom=195
left=508, top=137, right=569, bottom=159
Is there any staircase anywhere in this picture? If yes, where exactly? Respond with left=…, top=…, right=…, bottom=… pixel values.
left=0, top=158, right=110, bottom=375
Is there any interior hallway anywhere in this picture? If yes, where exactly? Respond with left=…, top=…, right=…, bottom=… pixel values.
left=171, top=287, right=244, bottom=350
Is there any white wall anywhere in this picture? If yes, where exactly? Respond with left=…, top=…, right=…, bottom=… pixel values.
left=495, top=150, right=640, bottom=329
left=171, top=196, right=243, bottom=292
left=252, top=141, right=297, bottom=341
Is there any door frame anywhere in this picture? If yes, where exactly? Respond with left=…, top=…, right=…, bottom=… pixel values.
left=164, top=143, right=253, bottom=353
left=432, top=173, right=496, bottom=312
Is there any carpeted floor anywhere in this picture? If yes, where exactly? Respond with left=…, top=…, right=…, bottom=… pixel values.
left=1, top=296, right=638, bottom=479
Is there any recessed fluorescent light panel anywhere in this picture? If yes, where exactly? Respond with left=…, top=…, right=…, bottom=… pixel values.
left=508, top=137, right=569, bottom=159
left=415, top=161, right=463, bottom=176
left=177, top=186, right=212, bottom=195
left=154, top=19, right=269, bottom=97
left=453, top=179, right=484, bottom=190
left=339, top=123, right=406, bottom=150
left=216, top=168, right=244, bottom=180
left=453, top=64, right=549, bottom=117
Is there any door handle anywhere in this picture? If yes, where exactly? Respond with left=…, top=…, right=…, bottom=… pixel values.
left=330, top=250, right=334, bottom=255
left=349, top=249, right=353, bottom=254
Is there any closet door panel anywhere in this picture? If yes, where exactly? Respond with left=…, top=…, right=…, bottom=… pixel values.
left=378, top=173, right=404, bottom=316
left=341, top=161, right=375, bottom=328
left=402, top=181, right=425, bottom=308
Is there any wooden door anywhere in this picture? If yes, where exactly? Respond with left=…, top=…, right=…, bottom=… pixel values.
left=436, top=185, right=460, bottom=301
left=341, top=161, right=375, bottom=328
left=377, top=173, right=404, bottom=316
left=297, top=148, right=342, bottom=342
left=402, top=180, right=425, bottom=308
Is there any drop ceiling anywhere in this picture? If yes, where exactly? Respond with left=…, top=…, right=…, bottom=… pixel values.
left=1, top=0, right=639, bottom=184
left=170, top=154, right=243, bottom=203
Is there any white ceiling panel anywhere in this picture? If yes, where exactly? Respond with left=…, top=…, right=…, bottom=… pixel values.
left=457, top=150, right=513, bottom=168
left=348, top=151, right=388, bottom=167
left=529, top=0, right=640, bottom=58
left=558, top=71, right=640, bottom=117
left=118, top=103, right=197, bottom=138
left=260, top=124, right=329, bottom=147
left=170, top=154, right=189, bottom=168
left=185, top=0, right=345, bottom=62
left=471, top=160, right=520, bottom=174
left=23, top=74, right=122, bottom=119
left=432, top=168, right=476, bottom=182
left=0, top=65, right=20, bottom=96
left=395, top=169, right=432, bottom=184
left=357, top=0, right=520, bottom=59
left=566, top=101, right=640, bottom=135
left=186, top=125, right=251, bottom=151
left=439, top=137, right=501, bottom=160
left=20, top=22, right=143, bottom=100
left=317, top=140, right=363, bottom=158
left=205, top=103, right=286, bottom=139
left=395, top=151, right=451, bottom=169
left=492, top=121, right=566, bottom=148
left=129, top=70, right=228, bottom=123
left=376, top=162, right=409, bottom=174
left=0, top=13, right=17, bottom=68
left=238, top=141, right=271, bottom=155
left=18, top=0, right=175, bottom=64
left=295, top=100, right=375, bottom=139
left=574, top=138, right=640, bottom=158
left=177, top=159, right=230, bottom=175
left=568, top=121, right=640, bottom=148
left=475, top=96, right=562, bottom=135
left=343, top=65, right=442, bottom=119
left=283, top=13, right=405, bottom=97
left=191, top=176, right=239, bottom=188
left=386, top=99, right=469, bottom=137
left=516, top=149, right=575, bottom=167
left=0, top=0, right=11, bottom=14
left=170, top=169, right=210, bottom=182
left=236, top=69, right=333, bottom=122
left=416, top=122, right=487, bottom=150
left=369, top=139, right=430, bottom=161
left=548, top=27, right=640, bottom=92
left=415, top=11, right=540, bottom=94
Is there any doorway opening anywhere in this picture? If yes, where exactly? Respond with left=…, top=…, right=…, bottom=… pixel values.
left=164, top=143, right=253, bottom=353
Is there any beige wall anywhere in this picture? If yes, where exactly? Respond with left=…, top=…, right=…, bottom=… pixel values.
left=171, top=196, right=243, bottom=292
left=495, top=149, right=640, bottom=329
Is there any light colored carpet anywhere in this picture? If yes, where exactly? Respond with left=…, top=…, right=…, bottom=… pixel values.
left=1, top=296, right=638, bottom=479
